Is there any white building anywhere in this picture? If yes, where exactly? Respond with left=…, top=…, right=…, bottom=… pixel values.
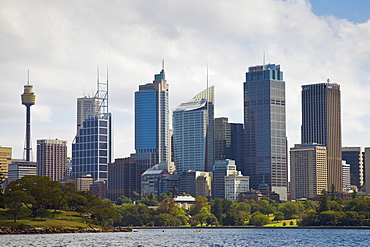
left=224, top=171, right=249, bottom=201
left=342, top=161, right=351, bottom=191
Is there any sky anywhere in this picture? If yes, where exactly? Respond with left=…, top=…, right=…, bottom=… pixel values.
left=1, top=0, right=370, bottom=160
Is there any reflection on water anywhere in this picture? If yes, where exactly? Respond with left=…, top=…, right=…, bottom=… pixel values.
left=2, top=228, right=370, bottom=247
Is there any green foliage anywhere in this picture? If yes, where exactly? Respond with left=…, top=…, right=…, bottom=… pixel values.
left=278, top=201, right=304, bottom=219
left=189, top=196, right=209, bottom=216
left=273, top=211, right=284, bottom=221
left=210, top=198, right=224, bottom=224
left=249, top=212, right=271, bottom=226
left=115, top=196, right=132, bottom=205
left=137, top=193, right=159, bottom=206
left=36, top=208, right=50, bottom=220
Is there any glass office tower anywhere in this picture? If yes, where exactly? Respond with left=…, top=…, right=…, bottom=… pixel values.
left=134, top=67, right=170, bottom=171
left=243, top=64, right=287, bottom=200
left=173, top=86, right=214, bottom=174
left=72, top=77, right=112, bottom=181
left=301, top=82, right=342, bottom=191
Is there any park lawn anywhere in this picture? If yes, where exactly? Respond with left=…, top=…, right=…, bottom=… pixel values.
left=266, top=219, right=298, bottom=227
left=0, top=208, right=100, bottom=228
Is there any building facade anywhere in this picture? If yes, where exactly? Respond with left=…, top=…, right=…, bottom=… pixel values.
left=134, top=68, right=170, bottom=170
left=8, top=159, right=37, bottom=183
left=108, top=157, right=142, bottom=201
left=290, top=144, right=328, bottom=200
left=342, top=147, right=363, bottom=189
left=301, top=82, right=342, bottom=191
left=76, top=96, right=99, bottom=132
left=36, top=139, right=67, bottom=181
left=0, top=146, right=12, bottom=178
left=243, top=64, right=287, bottom=200
left=225, top=172, right=249, bottom=201
left=72, top=114, right=112, bottom=181
left=179, top=170, right=212, bottom=197
left=173, top=86, right=214, bottom=173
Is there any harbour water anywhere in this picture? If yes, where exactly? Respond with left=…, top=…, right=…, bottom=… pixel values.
left=2, top=228, right=370, bottom=246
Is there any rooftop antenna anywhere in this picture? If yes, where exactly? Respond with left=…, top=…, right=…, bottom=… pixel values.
left=263, top=50, right=266, bottom=65
left=27, top=70, right=30, bottom=85
left=206, top=62, right=209, bottom=91
left=162, top=59, right=165, bottom=71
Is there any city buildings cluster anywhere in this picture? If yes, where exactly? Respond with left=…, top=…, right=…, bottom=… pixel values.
left=1, top=62, right=368, bottom=202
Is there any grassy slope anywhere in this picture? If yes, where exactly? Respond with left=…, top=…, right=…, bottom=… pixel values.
left=0, top=208, right=100, bottom=228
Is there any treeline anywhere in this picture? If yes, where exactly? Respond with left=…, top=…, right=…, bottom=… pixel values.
left=299, top=190, right=370, bottom=226
left=2, top=176, right=370, bottom=227
left=1, top=176, right=120, bottom=226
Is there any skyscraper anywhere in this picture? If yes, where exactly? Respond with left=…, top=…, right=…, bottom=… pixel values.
left=76, top=96, right=99, bottom=132
left=36, top=139, right=67, bottom=181
left=214, top=117, right=244, bottom=171
left=243, top=64, right=287, bottom=200
left=214, top=117, right=231, bottom=161
left=342, top=147, right=363, bottom=189
left=172, top=86, right=214, bottom=173
left=290, top=144, right=328, bottom=200
left=301, top=82, right=342, bottom=191
left=72, top=76, right=112, bottom=181
left=108, top=157, right=142, bottom=201
left=134, top=66, right=170, bottom=170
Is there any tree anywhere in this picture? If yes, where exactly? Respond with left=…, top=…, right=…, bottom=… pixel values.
left=206, top=214, right=219, bottom=226
left=273, top=211, right=284, bottom=222
left=157, top=198, right=178, bottom=215
left=278, top=201, right=304, bottom=219
left=318, top=189, right=329, bottom=213
left=90, top=199, right=121, bottom=226
left=116, top=196, right=132, bottom=205
left=210, top=198, right=224, bottom=224
left=249, top=212, right=271, bottom=226
left=4, top=190, right=33, bottom=222
left=189, top=196, right=209, bottom=216
left=36, top=208, right=50, bottom=220
left=223, top=208, right=249, bottom=226
left=5, top=176, right=65, bottom=217
left=139, top=193, right=159, bottom=206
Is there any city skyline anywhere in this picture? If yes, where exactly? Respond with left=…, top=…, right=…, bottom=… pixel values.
left=1, top=1, right=370, bottom=160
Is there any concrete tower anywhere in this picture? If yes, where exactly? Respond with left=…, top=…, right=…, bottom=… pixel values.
left=301, top=82, right=342, bottom=191
left=21, top=76, right=36, bottom=162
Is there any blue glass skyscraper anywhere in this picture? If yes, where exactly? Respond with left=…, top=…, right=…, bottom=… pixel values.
left=172, top=86, right=214, bottom=173
left=134, top=66, right=170, bottom=171
left=243, top=64, right=287, bottom=200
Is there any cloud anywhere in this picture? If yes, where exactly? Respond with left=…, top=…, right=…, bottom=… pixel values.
left=1, top=0, right=370, bottom=160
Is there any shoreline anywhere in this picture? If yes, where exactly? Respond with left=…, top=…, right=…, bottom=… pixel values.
left=1, top=225, right=370, bottom=234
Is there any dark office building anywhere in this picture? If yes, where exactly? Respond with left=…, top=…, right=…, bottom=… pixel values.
left=301, top=82, right=342, bottom=191
left=243, top=64, right=287, bottom=200
left=214, top=118, right=244, bottom=172
left=342, top=147, right=363, bottom=189
left=107, top=157, right=142, bottom=201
